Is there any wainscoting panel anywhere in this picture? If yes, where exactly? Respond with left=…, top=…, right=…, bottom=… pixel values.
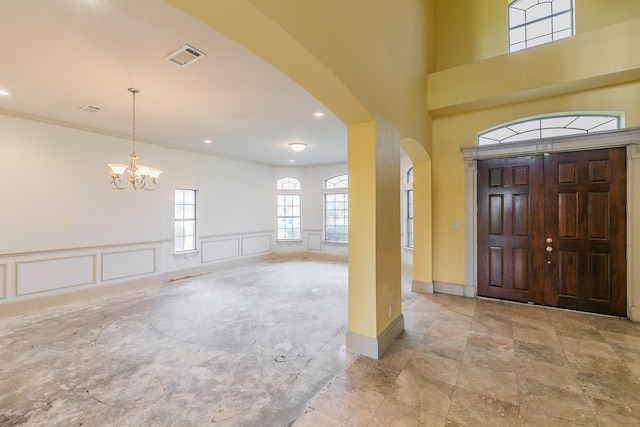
left=308, top=233, right=323, bottom=251
left=102, top=248, right=156, bottom=281
left=0, top=263, right=6, bottom=299
left=241, top=235, right=271, bottom=256
left=16, top=255, right=96, bottom=295
left=202, top=238, right=240, bottom=263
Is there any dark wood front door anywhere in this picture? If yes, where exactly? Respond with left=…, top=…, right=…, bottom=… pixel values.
left=477, top=147, right=627, bottom=316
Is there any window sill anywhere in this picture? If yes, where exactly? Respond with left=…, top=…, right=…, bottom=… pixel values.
left=322, top=240, right=348, bottom=246
left=276, top=239, right=303, bottom=244
left=173, top=250, right=200, bottom=259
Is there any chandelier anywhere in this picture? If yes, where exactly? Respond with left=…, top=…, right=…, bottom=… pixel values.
left=108, top=88, right=162, bottom=190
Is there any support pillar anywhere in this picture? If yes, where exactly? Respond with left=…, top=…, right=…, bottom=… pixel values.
left=346, top=118, right=404, bottom=359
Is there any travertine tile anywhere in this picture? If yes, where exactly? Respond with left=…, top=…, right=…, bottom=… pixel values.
left=513, top=324, right=562, bottom=348
left=369, top=394, right=447, bottom=427
left=513, top=339, right=571, bottom=367
left=292, top=408, right=346, bottom=427
left=418, top=333, right=466, bottom=362
left=392, top=370, right=454, bottom=418
left=586, top=316, right=640, bottom=336
left=560, top=335, right=620, bottom=361
left=586, top=395, right=640, bottom=427
left=339, top=355, right=403, bottom=395
left=520, top=407, right=597, bottom=426
left=515, top=357, right=582, bottom=394
left=310, top=378, right=385, bottom=426
left=600, top=330, right=640, bottom=350
left=404, top=352, right=462, bottom=386
left=463, top=333, right=516, bottom=373
left=569, top=352, right=635, bottom=380
left=457, top=362, right=519, bottom=405
left=518, top=378, right=596, bottom=424
left=577, top=371, right=640, bottom=412
left=447, top=387, right=521, bottom=427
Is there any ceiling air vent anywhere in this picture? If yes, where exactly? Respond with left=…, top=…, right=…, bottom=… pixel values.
left=165, top=44, right=206, bottom=67
left=80, top=104, right=101, bottom=113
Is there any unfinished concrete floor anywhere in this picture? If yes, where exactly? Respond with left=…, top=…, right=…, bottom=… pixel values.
left=0, top=260, right=354, bottom=426
left=3, top=260, right=640, bottom=426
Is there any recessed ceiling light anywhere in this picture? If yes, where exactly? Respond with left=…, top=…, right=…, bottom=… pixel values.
left=289, top=142, right=307, bottom=152
left=314, top=111, right=324, bottom=117
left=204, top=139, right=212, bottom=144
left=289, top=159, right=295, bottom=163
left=0, top=89, right=10, bottom=96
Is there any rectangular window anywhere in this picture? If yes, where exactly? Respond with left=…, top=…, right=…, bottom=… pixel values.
left=175, top=188, right=196, bottom=252
left=325, top=193, right=348, bottom=243
left=277, top=194, right=301, bottom=240
left=407, top=189, right=414, bottom=248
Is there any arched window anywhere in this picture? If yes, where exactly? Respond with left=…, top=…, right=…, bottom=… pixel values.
left=509, top=0, right=574, bottom=52
left=276, top=177, right=301, bottom=240
left=405, top=168, right=414, bottom=248
left=478, top=113, right=621, bottom=146
left=276, top=177, right=301, bottom=190
left=324, top=174, right=348, bottom=243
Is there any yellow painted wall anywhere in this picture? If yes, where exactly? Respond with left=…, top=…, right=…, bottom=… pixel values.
left=577, top=0, right=640, bottom=33
left=435, top=0, right=506, bottom=71
left=432, top=80, right=640, bottom=284
left=429, top=18, right=640, bottom=115
left=436, top=0, right=640, bottom=71
left=430, top=4, right=640, bottom=285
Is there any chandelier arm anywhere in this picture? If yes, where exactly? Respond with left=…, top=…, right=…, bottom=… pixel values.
left=110, top=177, right=129, bottom=190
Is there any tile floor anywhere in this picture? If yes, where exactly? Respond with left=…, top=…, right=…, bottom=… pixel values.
left=294, top=293, right=640, bottom=427
left=2, top=260, right=640, bottom=426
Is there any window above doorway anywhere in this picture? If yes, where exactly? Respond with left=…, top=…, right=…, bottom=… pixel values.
left=509, top=0, right=575, bottom=52
left=478, top=114, right=621, bottom=146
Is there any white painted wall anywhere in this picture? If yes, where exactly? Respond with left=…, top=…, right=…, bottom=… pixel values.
left=0, top=114, right=348, bottom=313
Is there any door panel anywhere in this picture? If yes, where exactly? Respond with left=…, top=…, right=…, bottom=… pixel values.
left=544, top=147, right=627, bottom=316
left=477, top=147, right=627, bottom=316
left=477, top=156, right=544, bottom=303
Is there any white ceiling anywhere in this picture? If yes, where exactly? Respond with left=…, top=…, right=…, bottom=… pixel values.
left=0, top=0, right=347, bottom=166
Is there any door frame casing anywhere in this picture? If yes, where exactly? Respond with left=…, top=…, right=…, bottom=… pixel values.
left=461, top=126, right=640, bottom=320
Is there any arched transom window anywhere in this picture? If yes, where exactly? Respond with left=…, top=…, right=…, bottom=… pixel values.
left=509, top=0, right=575, bottom=52
left=478, top=114, right=621, bottom=146
left=276, top=177, right=301, bottom=190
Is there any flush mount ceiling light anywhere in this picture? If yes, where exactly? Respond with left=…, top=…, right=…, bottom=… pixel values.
left=107, top=88, right=162, bottom=191
left=289, top=142, right=307, bottom=152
